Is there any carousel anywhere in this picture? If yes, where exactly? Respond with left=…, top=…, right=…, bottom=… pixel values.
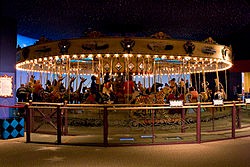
left=17, top=32, right=249, bottom=146
left=16, top=32, right=233, bottom=104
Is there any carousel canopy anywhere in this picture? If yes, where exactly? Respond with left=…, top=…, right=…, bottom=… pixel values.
left=16, top=34, right=232, bottom=76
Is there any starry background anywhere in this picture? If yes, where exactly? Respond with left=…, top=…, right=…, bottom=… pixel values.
left=1, top=0, right=250, bottom=60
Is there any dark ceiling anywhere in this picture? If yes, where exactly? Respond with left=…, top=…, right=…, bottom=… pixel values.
left=1, top=0, right=250, bottom=60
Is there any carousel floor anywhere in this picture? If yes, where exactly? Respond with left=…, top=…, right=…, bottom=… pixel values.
left=0, top=135, right=249, bottom=167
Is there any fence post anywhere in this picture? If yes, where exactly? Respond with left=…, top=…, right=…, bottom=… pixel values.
left=232, top=102, right=236, bottom=139
left=196, top=102, right=201, bottom=143
left=103, top=105, right=108, bottom=146
left=57, top=105, right=62, bottom=144
left=28, top=100, right=33, bottom=132
left=181, top=108, right=185, bottom=133
left=212, top=107, right=215, bottom=131
left=151, top=109, right=155, bottom=143
left=63, top=101, right=68, bottom=135
left=236, top=105, right=241, bottom=129
left=25, top=104, right=31, bottom=143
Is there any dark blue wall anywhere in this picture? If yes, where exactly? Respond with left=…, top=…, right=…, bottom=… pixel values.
left=0, top=17, right=17, bottom=73
left=0, top=17, right=17, bottom=112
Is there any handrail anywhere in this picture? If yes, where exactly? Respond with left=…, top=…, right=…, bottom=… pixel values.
left=26, top=101, right=246, bottom=110
left=24, top=100, right=249, bottom=146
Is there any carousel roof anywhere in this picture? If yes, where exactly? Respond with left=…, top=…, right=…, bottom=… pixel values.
left=16, top=36, right=233, bottom=75
left=2, top=0, right=250, bottom=60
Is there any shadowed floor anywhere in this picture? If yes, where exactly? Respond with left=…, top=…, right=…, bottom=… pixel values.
left=0, top=136, right=249, bottom=167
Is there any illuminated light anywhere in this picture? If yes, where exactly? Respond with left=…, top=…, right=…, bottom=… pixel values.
left=80, top=54, right=85, bottom=58
left=105, top=54, right=110, bottom=57
left=169, top=55, right=175, bottom=59
left=55, top=56, right=59, bottom=60
left=72, top=54, right=78, bottom=58
left=129, top=54, right=133, bottom=57
left=193, top=57, right=197, bottom=60
left=145, top=54, right=150, bottom=58
left=96, top=54, right=102, bottom=58
left=114, top=54, right=119, bottom=57
left=123, top=54, right=128, bottom=58
left=137, top=54, right=142, bottom=58
left=177, top=56, right=181, bottom=59
left=88, top=54, right=93, bottom=58
left=199, top=58, right=203, bottom=60
left=184, top=56, right=191, bottom=61
left=141, top=135, right=154, bottom=138
left=38, top=58, right=42, bottom=62
left=161, top=55, right=166, bottom=59
left=154, top=55, right=158, bottom=58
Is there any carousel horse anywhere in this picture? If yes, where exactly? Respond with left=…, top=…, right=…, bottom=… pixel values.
left=37, top=87, right=52, bottom=102
left=185, top=93, right=193, bottom=103
left=133, top=82, right=163, bottom=104
left=214, top=81, right=227, bottom=100
left=38, top=76, right=66, bottom=102
left=128, top=90, right=141, bottom=104
left=71, top=77, right=87, bottom=103
left=134, top=86, right=171, bottom=104
left=63, top=76, right=76, bottom=103
left=166, top=84, right=185, bottom=102
left=196, top=81, right=209, bottom=102
left=112, top=76, right=125, bottom=104
left=102, top=80, right=116, bottom=102
left=214, top=89, right=227, bottom=100
left=155, top=86, right=171, bottom=104
left=85, top=75, right=104, bottom=104
left=145, top=82, right=163, bottom=94
left=185, top=87, right=199, bottom=103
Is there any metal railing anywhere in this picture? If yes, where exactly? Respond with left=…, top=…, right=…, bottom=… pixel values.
left=23, top=101, right=250, bottom=146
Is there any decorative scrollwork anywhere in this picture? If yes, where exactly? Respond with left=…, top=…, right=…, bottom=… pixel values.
left=58, top=40, right=71, bottom=54
left=183, top=40, right=195, bottom=55
left=120, top=38, right=135, bottom=53
left=151, top=32, right=171, bottom=39
left=203, top=37, right=217, bottom=44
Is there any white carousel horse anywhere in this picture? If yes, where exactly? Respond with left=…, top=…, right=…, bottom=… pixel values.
left=214, top=82, right=227, bottom=100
